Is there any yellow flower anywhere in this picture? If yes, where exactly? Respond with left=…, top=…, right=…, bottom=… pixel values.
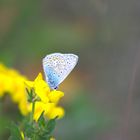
left=25, top=73, right=65, bottom=121
left=0, top=74, right=7, bottom=96
left=20, top=131, right=25, bottom=140
left=47, top=106, right=65, bottom=119
left=29, top=102, right=55, bottom=121
left=50, top=137, right=55, bottom=140
left=28, top=100, right=65, bottom=121
left=0, top=63, right=27, bottom=101
left=25, top=73, right=50, bottom=103
left=48, top=90, right=64, bottom=103
left=0, top=63, right=65, bottom=121
left=10, top=77, right=27, bottom=103
left=18, top=99, right=30, bottom=116
left=0, top=63, right=28, bottom=115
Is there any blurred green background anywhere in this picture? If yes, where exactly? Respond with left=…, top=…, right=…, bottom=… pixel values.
left=0, top=0, right=140, bottom=140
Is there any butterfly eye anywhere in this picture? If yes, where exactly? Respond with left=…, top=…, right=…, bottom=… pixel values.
left=54, top=86, right=58, bottom=89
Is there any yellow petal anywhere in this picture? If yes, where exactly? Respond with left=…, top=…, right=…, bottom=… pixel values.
left=47, top=107, right=65, bottom=119
left=32, top=102, right=55, bottom=121
left=48, top=90, right=64, bottom=103
left=35, top=73, right=43, bottom=81
left=24, top=81, right=34, bottom=88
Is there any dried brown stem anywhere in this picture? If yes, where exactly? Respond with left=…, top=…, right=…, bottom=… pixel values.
left=121, top=48, right=140, bottom=140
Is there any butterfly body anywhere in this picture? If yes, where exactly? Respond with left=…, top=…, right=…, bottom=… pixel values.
left=43, top=53, right=78, bottom=89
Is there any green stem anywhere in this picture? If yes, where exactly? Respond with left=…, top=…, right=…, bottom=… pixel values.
left=30, top=101, right=36, bottom=124
left=31, top=101, right=36, bottom=140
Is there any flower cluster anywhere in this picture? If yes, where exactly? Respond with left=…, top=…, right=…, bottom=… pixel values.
left=25, top=73, right=64, bottom=121
left=0, top=63, right=28, bottom=112
left=0, top=63, right=64, bottom=121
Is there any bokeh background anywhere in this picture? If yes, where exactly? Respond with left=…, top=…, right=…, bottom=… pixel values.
left=0, top=0, right=140, bottom=140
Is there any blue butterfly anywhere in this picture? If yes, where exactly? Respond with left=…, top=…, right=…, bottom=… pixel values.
left=42, top=53, right=78, bottom=89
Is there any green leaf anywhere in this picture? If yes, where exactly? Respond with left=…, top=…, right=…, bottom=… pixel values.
left=38, top=111, right=45, bottom=127
left=25, top=88, right=30, bottom=95
left=8, top=122, right=22, bottom=140
left=26, top=88, right=33, bottom=102
left=45, top=117, right=57, bottom=134
left=24, top=122, right=34, bottom=138
left=26, top=88, right=36, bottom=102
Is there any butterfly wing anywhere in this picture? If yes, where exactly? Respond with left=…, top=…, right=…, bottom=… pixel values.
left=43, top=53, right=62, bottom=89
left=42, top=53, right=78, bottom=89
left=58, top=53, right=78, bottom=84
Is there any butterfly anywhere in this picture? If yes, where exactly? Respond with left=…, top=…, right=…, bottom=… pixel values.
left=42, top=53, right=78, bottom=89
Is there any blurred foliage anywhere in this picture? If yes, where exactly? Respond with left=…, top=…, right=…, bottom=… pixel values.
left=55, top=92, right=111, bottom=140
left=0, top=0, right=85, bottom=67
left=0, top=96, right=22, bottom=140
